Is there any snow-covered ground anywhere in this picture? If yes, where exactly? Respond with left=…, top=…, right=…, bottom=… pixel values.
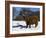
left=10, top=21, right=42, bottom=34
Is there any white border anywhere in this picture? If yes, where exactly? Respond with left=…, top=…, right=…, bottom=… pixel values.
left=10, top=4, right=43, bottom=34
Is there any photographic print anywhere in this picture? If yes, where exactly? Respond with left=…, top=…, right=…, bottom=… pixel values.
left=5, top=1, right=45, bottom=37
left=10, top=5, right=42, bottom=34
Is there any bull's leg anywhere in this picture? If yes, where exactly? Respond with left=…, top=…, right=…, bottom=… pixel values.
left=26, top=25, right=28, bottom=28
left=35, top=22, right=38, bottom=27
left=29, top=25, right=31, bottom=28
left=26, top=22, right=28, bottom=28
left=29, top=20, right=31, bottom=28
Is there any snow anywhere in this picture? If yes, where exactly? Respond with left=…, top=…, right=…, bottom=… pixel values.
left=12, top=21, right=26, bottom=26
left=10, top=21, right=42, bottom=34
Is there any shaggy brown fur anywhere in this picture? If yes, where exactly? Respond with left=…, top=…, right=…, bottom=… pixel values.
left=24, top=16, right=38, bottom=28
left=15, top=16, right=38, bottom=28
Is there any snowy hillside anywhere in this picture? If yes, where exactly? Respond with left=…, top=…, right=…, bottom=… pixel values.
left=10, top=21, right=42, bottom=34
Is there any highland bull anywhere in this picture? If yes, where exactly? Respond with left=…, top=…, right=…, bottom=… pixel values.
left=15, top=16, right=38, bottom=28
left=24, top=16, right=38, bottom=28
